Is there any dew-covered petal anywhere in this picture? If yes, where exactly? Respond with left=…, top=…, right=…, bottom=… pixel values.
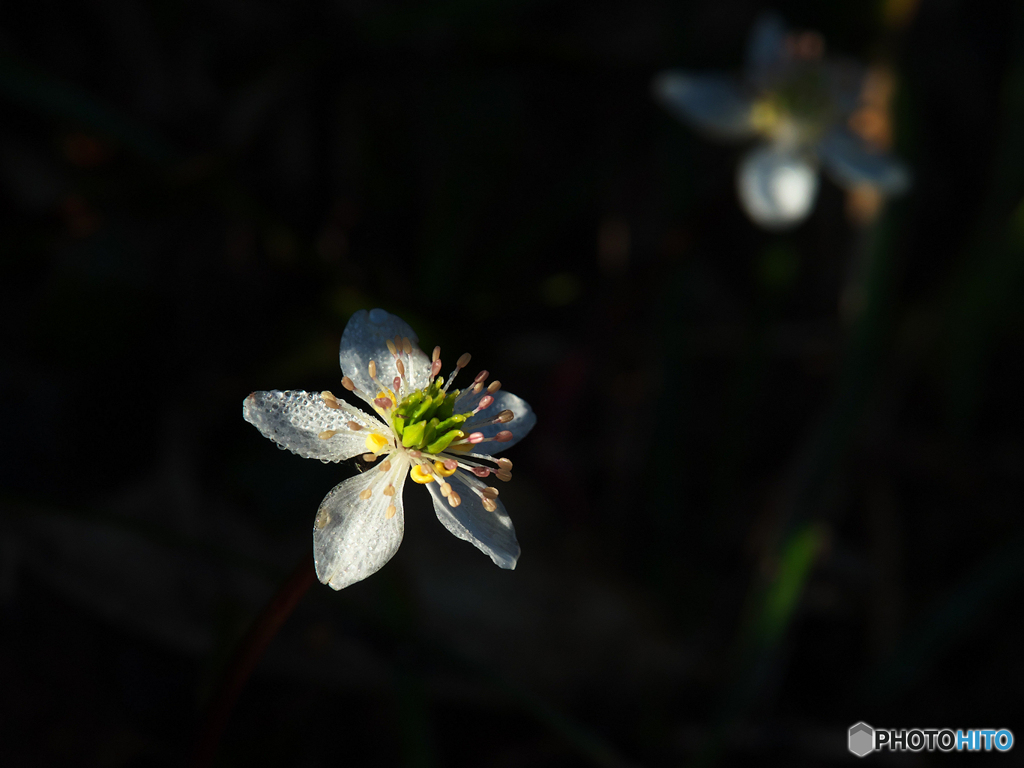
left=652, top=71, right=755, bottom=141
left=339, top=308, right=432, bottom=395
left=427, top=474, right=519, bottom=569
left=818, top=129, right=910, bottom=194
left=243, top=390, right=385, bottom=462
left=313, top=457, right=409, bottom=590
left=453, top=390, right=535, bottom=455
left=745, top=12, right=788, bottom=85
left=736, top=144, right=819, bottom=229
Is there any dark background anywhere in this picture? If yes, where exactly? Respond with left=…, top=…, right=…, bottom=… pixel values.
left=3, top=1, right=1023, bottom=766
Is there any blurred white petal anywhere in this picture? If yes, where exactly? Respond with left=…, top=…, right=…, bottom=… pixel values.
left=818, top=129, right=911, bottom=194
left=427, top=473, right=519, bottom=569
left=453, top=390, right=536, bottom=455
left=313, top=457, right=409, bottom=590
left=737, top=145, right=819, bottom=229
left=745, top=12, right=788, bottom=84
left=243, top=390, right=383, bottom=462
left=339, top=308, right=432, bottom=395
left=652, top=72, right=755, bottom=140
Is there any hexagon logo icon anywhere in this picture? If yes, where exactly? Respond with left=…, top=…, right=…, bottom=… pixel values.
left=848, top=722, right=875, bottom=757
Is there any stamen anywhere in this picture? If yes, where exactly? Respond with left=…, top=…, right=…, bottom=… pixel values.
left=385, top=504, right=397, bottom=519
left=473, top=395, right=494, bottom=414
left=497, top=457, right=513, bottom=470
left=383, top=484, right=395, bottom=497
left=362, top=453, right=378, bottom=462
left=359, top=489, right=372, bottom=500
left=457, top=352, right=471, bottom=369
left=470, top=467, right=491, bottom=478
left=379, top=459, right=392, bottom=472
left=396, top=359, right=406, bottom=378
left=341, top=376, right=356, bottom=392
left=471, top=383, right=484, bottom=395
left=481, top=487, right=499, bottom=499
left=443, top=459, right=457, bottom=471
left=430, top=359, right=442, bottom=378
left=408, top=449, right=422, bottom=458
left=368, top=360, right=377, bottom=380
left=347, top=421, right=363, bottom=431
left=473, top=370, right=489, bottom=385
left=466, top=432, right=485, bottom=444
left=374, top=397, right=393, bottom=409
left=496, top=410, right=514, bottom=423
left=318, top=430, right=338, bottom=440
left=386, top=339, right=397, bottom=357
left=402, top=337, right=413, bottom=355
left=495, top=469, right=512, bottom=482
left=487, top=380, right=501, bottom=394
left=447, top=490, right=462, bottom=508
left=495, top=430, right=513, bottom=442
left=392, top=376, right=401, bottom=393
left=321, top=391, right=341, bottom=409
left=432, top=346, right=441, bottom=363
left=482, top=497, right=497, bottom=512
left=439, top=482, right=452, bottom=497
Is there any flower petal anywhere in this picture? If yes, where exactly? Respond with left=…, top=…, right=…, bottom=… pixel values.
left=745, top=12, right=788, bottom=85
left=243, top=390, right=385, bottom=462
left=339, top=308, right=432, bottom=395
left=817, top=129, right=911, bottom=194
left=652, top=71, right=755, bottom=140
left=427, top=474, right=519, bottom=569
left=736, top=144, right=819, bottom=229
left=453, top=389, right=535, bottom=455
left=313, top=457, right=409, bottom=590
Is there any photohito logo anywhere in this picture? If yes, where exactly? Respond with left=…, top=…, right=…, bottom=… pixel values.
left=848, top=723, right=1014, bottom=757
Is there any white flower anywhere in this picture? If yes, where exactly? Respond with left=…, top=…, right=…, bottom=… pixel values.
left=242, top=308, right=536, bottom=590
left=653, top=13, right=910, bottom=229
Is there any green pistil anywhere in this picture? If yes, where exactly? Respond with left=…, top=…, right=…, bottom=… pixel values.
left=393, top=381, right=472, bottom=452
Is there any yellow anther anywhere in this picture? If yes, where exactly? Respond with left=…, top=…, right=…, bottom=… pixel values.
left=402, top=337, right=413, bottom=355
left=318, top=430, right=338, bottom=440
left=386, top=339, right=397, bottom=356
left=482, top=497, right=497, bottom=512
left=385, top=504, right=397, bottom=519
left=433, top=460, right=457, bottom=478
left=481, top=486, right=498, bottom=499
left=321, top=391, right=341, bottom=409
left=359, top=489, right=372, bottom=500
left=447, top=490, right=462, bottom=508
left=368, top=360, right=377, bottom=379
left=431, top=346, right=441, bottom=363
left=383, top=484, right=395, bottom=497
left=410, top=464, right=434, bottom=484
left=365, top=433, right=389, bottom=453
left=379, top=459, right=392, bottom=472
left=439, top=482, right=452, bottom=497
left=347, top=421, right=362, bottom=431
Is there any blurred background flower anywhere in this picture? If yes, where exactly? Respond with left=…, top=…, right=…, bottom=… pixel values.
left=654, top=13, right=910, bottom=229
left=2, top=0, right=1024, bottom=766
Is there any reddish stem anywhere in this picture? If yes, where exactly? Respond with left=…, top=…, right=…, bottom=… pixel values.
left=191, top=555, right=317, bottom=767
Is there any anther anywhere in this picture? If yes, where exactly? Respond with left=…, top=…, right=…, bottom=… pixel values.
left=472, top=383, right=484, bottom=394
left=482, top=498, right=497, bottom=512
left=379, top=459, right=392, bottom=472
left=359, top=489, right=372, bottom=500
left=374, top=397, right=393, bottom=409
left=408, top=450, right=421, bottom=458
left=386, top=339, right=397, bottom=357
left=467, top=432, right=485, bottom=444
left=495, top=469, right=512, bottom=482
left=481, top=487, right=499, bottom=499
left=471, top=467, right=491, bottom=478
left=443, top=459, right=457, bottom=471
left=362, top=453, right=378, bottom=462
left=347, top=421, right=362, bottom=431
left=473, top=395, right=494, bottom=413
left=368, top=360, right=377, bottom=379
left=495, top=430, right=513, bottom=442
left=392, top=376, right=401, bottom=392
left=496, top=410, right=514, bottom=423
left=341, top=376, right=356, bottom=391
left=402, top=337, right=412, bottom=355
left=321, top=391, right=341, bottom=409
left=447, top=490, right=462, bottom=507
left=439, top=482, right=452, bottom=497
left=473, top=370, right=489, bottom=385
left=487, top=380, right=501, bottom=394
left=385, top=505, right=397, bottom=519
left=497, top=457, right=513, bottom=470
left=318, top=430, right=338, bottom=440
left=432, top=346, right=441, bottom=363
left=456, top=352, right=471, bottom=369
left=396, top=359, right=406, bottom=378
left=383, top=484, right=395, bottom=497
left=430, top=359, right=442, bottom=378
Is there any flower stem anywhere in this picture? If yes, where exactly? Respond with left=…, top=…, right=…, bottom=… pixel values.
left=191, top=554, right=316, bottom=768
